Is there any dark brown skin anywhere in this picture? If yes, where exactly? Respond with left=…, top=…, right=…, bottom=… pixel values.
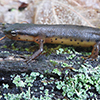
left=3, top=23, right=100, bottom=62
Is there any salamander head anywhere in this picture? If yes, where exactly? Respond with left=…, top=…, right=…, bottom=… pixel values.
left=3, top=23, right=21, bottom=40
left=3, top=23, right=40, bottom=39
left=3, top=23, right=31, bottom=40
left=3, top=24, right=37, bottom=42
left=3, top=28, right=19, bottom=40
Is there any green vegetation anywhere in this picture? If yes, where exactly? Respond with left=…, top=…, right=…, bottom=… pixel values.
left=2, top=63, right=100, bottom=100
left=56, top=64, right=100, bottom=99
left=1, top=46, right=100, bottom=100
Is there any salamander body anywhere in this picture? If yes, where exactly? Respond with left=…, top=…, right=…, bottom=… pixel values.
left=3, top=23, right=100, bottom=62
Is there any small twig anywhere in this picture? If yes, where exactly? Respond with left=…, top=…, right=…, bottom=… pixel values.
left=0, top=36, right=6, bottom=41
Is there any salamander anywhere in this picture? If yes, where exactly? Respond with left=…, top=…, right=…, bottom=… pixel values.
left=3, top=23, right=100, bottom=62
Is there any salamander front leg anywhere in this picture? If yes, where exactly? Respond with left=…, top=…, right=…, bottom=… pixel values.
left=88, top=42, right=100, bottom=60
left=26, top=39, right=44, bottom=63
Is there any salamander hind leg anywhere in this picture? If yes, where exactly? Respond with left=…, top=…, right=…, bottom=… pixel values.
left=88, top=42, right=100, bottom=60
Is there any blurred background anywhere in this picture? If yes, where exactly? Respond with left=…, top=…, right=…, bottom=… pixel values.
left=0, top=0, right=100, bottom=27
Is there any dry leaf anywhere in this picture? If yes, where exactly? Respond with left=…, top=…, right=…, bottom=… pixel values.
left=30, top=0, right=100, bottom=27
left=0, top=0, right=100, bottom=27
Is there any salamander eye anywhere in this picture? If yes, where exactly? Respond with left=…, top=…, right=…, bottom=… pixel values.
left=11, top=30, right=18, bottom=36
